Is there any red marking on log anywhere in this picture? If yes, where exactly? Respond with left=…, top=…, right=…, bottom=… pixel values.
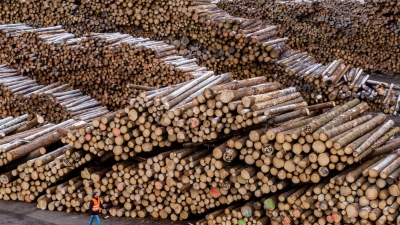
left=99, top=124, right=106, bottom=131
left=117, top=184, right=124, bottom=191
left=210, top=187, right=221, bottom=198
left=25, top=195, right=32, bottom=203
left=293, top=209, right=300, bottom=218
left=283, top=217, right=290, bottom=224
left=155, top=182, right=163, bottom=190
left=191, top=119, right=199, bottom=128
left=113, top=128, right=121, bottom=137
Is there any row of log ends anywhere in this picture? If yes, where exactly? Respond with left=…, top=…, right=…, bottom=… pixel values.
left=0, top=74, right=398, bottom=224
left=26, top=76, right=393, bottom=224
left=0, top=113, right=91, bottom=201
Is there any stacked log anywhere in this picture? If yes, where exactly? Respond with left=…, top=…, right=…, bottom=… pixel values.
left=217, top=0, right=400, bottom=76
left=0, top=1, right=288, bottom=81
left=247, top=99, right=398, bottom=184
left=1, top=22, right=399, bottom=116
left=0, top=84, right=389, bottom=224
left=269, top=48, right=400, bottom=115
left=0, top=65, right=108, bottom=123
left=0, top=119, right=88, bottom=202
left=61, top=76, right=315, bottom=158
left=260, top=147, right=400, bottom=225
left=0, top=24, right=209, bottom=111
left=161, top=78, right=309, bottom=143
left=195, top=100, right=400, bottom=225
left=36, top=153, right=115, bottom=213
left=61, top=73, right=230, bottom=159
left=2, top=0, right=399, bottom=81
left=39, top=148, right=231, bottom=220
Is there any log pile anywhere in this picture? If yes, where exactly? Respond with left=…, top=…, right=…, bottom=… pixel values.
left=38, top=148, right=229, bottom=220
left=161, top=78, right=308, bottom=143
left=1, top=1, right=400, bottom=224
left=257, top=149, right=400, bottom=225
left=52, top=95, right=400, bottom=224
left=60, top=73, right=231, bottom=158
left=217, top=0, right=400, bottom=76
left=0, top=1, right=287, bottom=80
left=0, top=24, right=210, bottom=111
left=0, top=119, right=88, bottom=202
left=195, top=101, right=400, bottom=225
left=0, top=75, right=398, bottom=224
left=1, top=21, right=399, bottom=116
left=0, top=65, right=108, bottom=123
left=272, top=49, right=400, bottom=115
left=61, top=76, right=317, bottom=158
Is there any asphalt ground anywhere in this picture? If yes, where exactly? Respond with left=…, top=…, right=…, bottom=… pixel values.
left=0, top=200, right=194, bottom=225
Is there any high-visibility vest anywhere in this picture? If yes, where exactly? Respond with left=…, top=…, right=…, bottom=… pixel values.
left=92, top=197, right=100, bottom=212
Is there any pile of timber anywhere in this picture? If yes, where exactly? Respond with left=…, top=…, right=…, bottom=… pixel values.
left=0, top=114, right=43, bottom=142
left=272, top=49, right=400, bottom=114
left=1, top=22, right=399, bottom=116
left=253, top=151, right=400, bottom=225
left=0, top=1, right=288, bottom=79
left=52, top=96, right=400, bottom=224
left=217, top=0, right=400, bottom=75
left=0, top=76, right=398, bottom=224
left=38, top=148, right=227, bottom=220
left=61, top=73, right=230, bottom=158
left=61, top=76, right=316, bottom=157
left=160, top=78, right=308, bottom=143
left=0, top=24, right=209, bottom=111
left=196, top=101, right=400, bottom=225
left=0, top=119, right=88, bottom=202
left=0, top=65, right=108, bottom=123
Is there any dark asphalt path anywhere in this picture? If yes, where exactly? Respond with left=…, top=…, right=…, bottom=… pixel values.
left=0, top=200, right=192, bottom=225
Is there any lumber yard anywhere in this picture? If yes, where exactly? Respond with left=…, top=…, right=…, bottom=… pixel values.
left=0, top=0, right=400, bottom=225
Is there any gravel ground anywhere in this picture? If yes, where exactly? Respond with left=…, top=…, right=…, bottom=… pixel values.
left=0, top=200, right=194, bottom=225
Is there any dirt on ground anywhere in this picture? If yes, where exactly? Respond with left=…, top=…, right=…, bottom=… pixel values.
left=0, top=200, right=194, bottom=225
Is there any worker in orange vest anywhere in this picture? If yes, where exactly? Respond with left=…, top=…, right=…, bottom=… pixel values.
left=88, top=189, right=105, bottom=225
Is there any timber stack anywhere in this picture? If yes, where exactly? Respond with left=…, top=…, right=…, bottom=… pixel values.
left=195, top=101, right=400, bottom=225
left=0, top=21, right=399, bottom=116
left=217, top=0, right=400, bottom=75
left=1, top=0, right=400, bottom=224
left=0, top=65, right=108, bottom=123
left=53, top=88, right=400, bottom=224
left=0, top=24, right=207, bottom=111
left=272, top=49, right=400, bottom=115
left=0, top=73, right=398, bottom=224
left=61, top=76, right=314, bottom=156
left=0, top=118, right=89, bottom=202
left=0, top=1, right=288, bottom=79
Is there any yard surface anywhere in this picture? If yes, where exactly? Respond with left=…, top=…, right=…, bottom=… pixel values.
left=0, top=200, right=192, bottom=225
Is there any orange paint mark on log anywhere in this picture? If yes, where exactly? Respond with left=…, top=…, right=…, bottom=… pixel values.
left=99, top=124, right=106, bottom=131
left=210, top=187, right=221, bottom=198
left=113, top=128, right=121, bottom=137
